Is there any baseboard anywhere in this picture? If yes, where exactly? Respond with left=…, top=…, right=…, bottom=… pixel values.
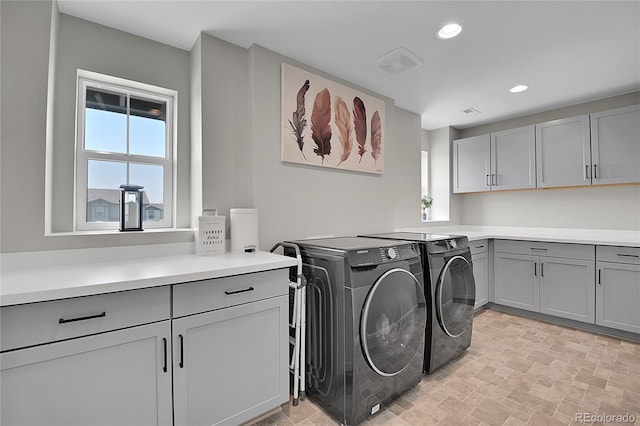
left=484, top=303, right=640, bottom=343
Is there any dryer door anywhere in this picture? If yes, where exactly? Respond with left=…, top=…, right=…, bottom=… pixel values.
left=435, top=255, right=475, bottom=338
left=361, top=268, right=427, bottom=377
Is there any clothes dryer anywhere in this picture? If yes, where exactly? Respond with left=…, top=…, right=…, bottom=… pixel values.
left=363, top=233, right=475, bottom=373
left=286, top=237, right=426, bottom=425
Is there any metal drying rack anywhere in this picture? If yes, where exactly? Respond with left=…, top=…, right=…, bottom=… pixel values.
left=270, top=242, right=306, bottom=406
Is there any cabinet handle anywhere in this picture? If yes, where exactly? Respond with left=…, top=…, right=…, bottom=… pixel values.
left=59, top=311, right=106, bottom=324
left=534, top=262, right=537, bottom=276
left=593, top=164, right=598, bottom=179
left=486, top=174, right=491, bottom=186
left=224, top=286, right=255, bottom=295
left=598, top=269, right=602, bottom=285
left=541, top=263, right=544, bottom=277
left=162, top=338, right=168, bottom=373
left=585, top=164, right=590, bottom=180
left=491, top=173, right=497, bottom=186
left=531, top=247, right=547, bottom=252
left=178, top=334, right=184, bottom=369
left=617, top=253, right=639, bottom=258
left=475, top=245, right=485, bottom=249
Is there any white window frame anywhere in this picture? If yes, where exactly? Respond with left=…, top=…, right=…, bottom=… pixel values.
left=421, top=150, right=430, bottom=221
left=421, top=150, right=429, bottom=199
left=75, top=70, right=176, bottom=231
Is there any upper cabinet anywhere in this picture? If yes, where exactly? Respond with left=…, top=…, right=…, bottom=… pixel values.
left=535, top=115, right=591, bottom=188
left=453, top=126, right=535, bottom=193
left=491, top=126, right=536, bottom=190
left=537, top=106, right=640, bottom=188
left=452, top=134, right=490, bottom=193
left=452, top=104, right=640, bottom=194
left=590, top=104, right=640, bottom=185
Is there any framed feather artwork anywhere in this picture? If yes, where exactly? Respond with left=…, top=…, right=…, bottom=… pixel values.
left=281, top=63, right=385, bottom=174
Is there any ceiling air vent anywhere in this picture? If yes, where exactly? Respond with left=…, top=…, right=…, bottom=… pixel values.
left=373, top=48, right=423, bottom=75
left=462, top=107, right=481, bottom=116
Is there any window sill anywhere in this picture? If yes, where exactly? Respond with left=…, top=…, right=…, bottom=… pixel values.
left=421, top=219, right=450, bottom=224
left=45, top=228, right=195, bottom=237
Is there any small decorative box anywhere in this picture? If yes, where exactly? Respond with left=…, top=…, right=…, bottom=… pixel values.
left=195, top=213, right=226, bottom=255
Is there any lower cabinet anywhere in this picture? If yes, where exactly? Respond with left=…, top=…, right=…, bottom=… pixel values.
left=494, top=252, right=539, bottom=311
left=539, top=256, right=595, bottom=323
left=470, top=240, right=489, bottom=309
left=493, top=240, right=595, bottom=323
left=1, top=268, right=291, bottom=426
left=172, top=268, right=290, bottom=426
left=0, top=321, right=173, bottom=426
left=596, top=246, right=640, bottom=334
left=172, top=295, right=289, bottom=426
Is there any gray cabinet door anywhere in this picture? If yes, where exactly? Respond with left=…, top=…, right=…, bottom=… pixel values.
left=491, top=125, right=536, bottom=190
left=452, top=134, right=491, bottom=193
left=536, top=115, right=591, bottom=188
left=596, top=261, right=640, bottom=333
left=591, top=104, right=640, bottom=185
left=539, top=257, right=595, bottom=323
left=472, top=251, right=489, bottom=309
left=494, top=252, right=539, bottom=312
left=173, top=295, right=289, bottom=426
left=0, top=321, right=173, bottom=426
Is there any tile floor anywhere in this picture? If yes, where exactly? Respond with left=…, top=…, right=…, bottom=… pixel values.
left=248, top=309, right=640, bottom=425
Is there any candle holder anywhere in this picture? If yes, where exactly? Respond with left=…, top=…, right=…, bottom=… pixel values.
left=119, top=184, right=144, bottom=232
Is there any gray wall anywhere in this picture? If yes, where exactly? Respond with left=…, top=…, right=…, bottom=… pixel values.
left=0, top=2, right=425, bottom=253
left=458, top=186, right=640, bottom=230
left=458, top=92, right=640, bottom=138
left=1, top=1, right=54, bottom=252
left=247, top=45, right=425, bottom=250
left=52, top=13, right=192, bottom=232
left=1, top=2, right=194, bottom=252
left=454, top=92, right=640, bottom=230
left=195, top=34, right=251, bottom=224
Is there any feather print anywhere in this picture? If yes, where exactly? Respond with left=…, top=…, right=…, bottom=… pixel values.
left=370, top=110, right=382, bottom=165
left=334, top=96, right=352, bottom=166
left=353, top=97, right=367, bottom=163
left=311, top=88, right=332, bottom=164
left=288, top=80, right=310, bottom=161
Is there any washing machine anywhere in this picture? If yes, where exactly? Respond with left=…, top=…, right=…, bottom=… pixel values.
left=363, top=233, right=476, bottom=373
left=286, top=237, right=426, bottom=425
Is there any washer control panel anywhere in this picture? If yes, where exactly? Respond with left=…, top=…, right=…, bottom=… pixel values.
left=347, top=243, right=418, bottom=267
left=385, top=247, right=397, bottom=260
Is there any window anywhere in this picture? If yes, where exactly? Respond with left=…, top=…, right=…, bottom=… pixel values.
left=421, top=150, right=430, bottom=221
left=75, top=70, right=176, bottom=231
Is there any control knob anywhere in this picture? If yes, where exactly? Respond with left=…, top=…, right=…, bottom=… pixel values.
left=386, top=247, right=397, bottom=259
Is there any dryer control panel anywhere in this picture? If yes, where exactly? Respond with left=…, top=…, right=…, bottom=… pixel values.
left=348, top=243, right=419, bottom=268
left=426, top=236, right=469, bottom=255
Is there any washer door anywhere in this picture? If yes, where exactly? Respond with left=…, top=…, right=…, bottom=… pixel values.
left=361, top=268, right=427, bottom=377
left=435, top=255, right=475, bottom=338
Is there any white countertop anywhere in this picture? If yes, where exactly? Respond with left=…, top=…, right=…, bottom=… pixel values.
left=3, top=226, right=638, bottom=306
left=0, top=244, right=297, bottom=306
left=396, top=225, right=640, bottom=247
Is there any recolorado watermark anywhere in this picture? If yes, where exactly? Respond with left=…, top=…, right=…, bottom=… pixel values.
left=576, top=413, right=637, bottom=423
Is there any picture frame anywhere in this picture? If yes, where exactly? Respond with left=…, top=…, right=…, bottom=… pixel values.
left=281, top=63, right=386, bottom=174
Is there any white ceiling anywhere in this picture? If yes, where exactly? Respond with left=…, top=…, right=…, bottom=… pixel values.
left=57, top=0, right=640, bottom=130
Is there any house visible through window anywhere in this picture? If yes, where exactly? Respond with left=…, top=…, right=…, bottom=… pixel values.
left=75, top=70, right=175, bottom=231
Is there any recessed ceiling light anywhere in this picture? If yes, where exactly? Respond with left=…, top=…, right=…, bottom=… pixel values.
left=510, top=85, right=529, bottom=93
left=437, top=23, right=462, bottom=39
